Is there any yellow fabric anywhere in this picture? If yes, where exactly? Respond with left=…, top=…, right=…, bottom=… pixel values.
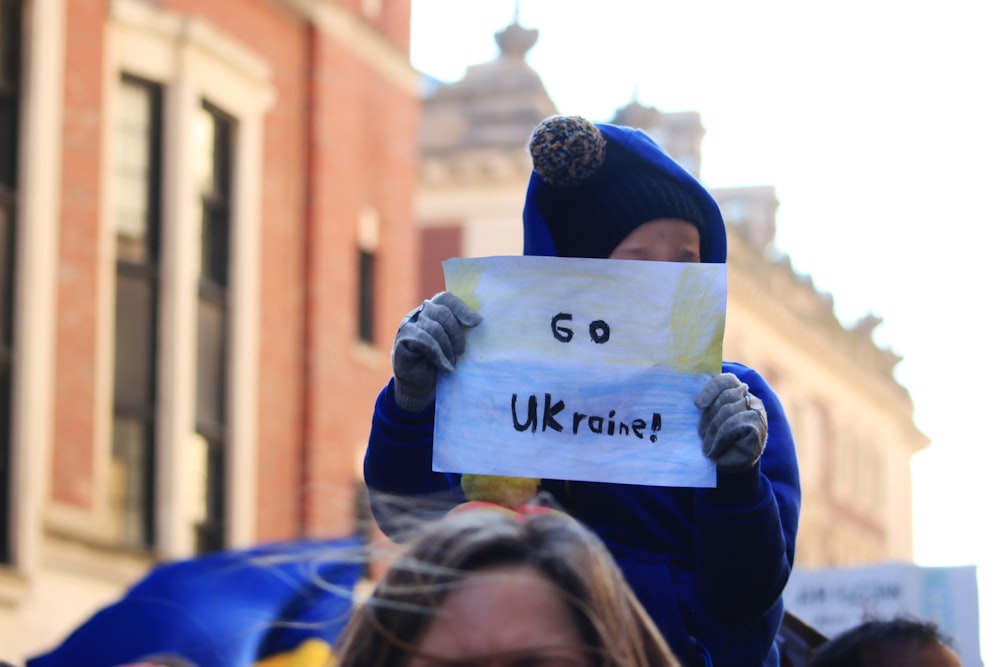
left=253, top=639, right=334, bottom=667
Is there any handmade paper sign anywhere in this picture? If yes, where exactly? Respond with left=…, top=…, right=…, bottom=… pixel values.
left=433, top=255, right=727, bottom=487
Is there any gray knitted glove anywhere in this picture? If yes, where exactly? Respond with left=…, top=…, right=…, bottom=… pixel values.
left=694, top=372, right=768, bottom=472
left=391, top=292, right=482, bottom=411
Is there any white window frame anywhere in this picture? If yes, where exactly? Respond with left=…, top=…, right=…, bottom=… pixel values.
left=2, top=0, right=66, bottom=586
left=59, top=0, right=273, bottom=557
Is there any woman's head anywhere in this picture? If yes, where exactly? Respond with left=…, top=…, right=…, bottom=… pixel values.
left=406, top=563, right=590, bottom=667
left=808, top=618, right=963, bottom=667
left=336, top=509, right=680, bottom=667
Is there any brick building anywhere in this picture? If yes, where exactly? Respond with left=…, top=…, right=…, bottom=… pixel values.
left=0, top=0, right=419, bottom=658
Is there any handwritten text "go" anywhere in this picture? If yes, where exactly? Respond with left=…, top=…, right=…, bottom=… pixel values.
left=551, top=313, right=611, bottom=344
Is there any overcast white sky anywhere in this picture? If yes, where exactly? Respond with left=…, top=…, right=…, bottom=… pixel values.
left=411, top=0, right=1000, bottom=662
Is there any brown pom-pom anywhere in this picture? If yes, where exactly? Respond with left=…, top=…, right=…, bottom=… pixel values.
left=528, top=115, right=607, bottom=187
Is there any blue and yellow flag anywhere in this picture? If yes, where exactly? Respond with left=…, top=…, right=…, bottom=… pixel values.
left=28, top=537, right=363, bottom=667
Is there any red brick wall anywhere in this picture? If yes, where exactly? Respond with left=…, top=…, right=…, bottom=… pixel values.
left=331, top=0, right=410, bottom=50
left=420, top=225, right=463, bottom=298
left=299, top=25, right=350, bottom=538
left=249, top=13, right=311, bottom=544
left=298, top=26, right=420, bottom=538
left=376, top=0, right=412, bottom=53
left=51, top=0, right=105, bottom=508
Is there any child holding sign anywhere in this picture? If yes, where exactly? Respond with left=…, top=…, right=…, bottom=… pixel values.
left=365, top=115, right=801, bottom=667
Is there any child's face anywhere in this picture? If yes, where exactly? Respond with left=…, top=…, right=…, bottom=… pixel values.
left=607, top=218, right=701, bottom=263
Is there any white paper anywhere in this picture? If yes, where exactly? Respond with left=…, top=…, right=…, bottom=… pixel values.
left=433, top=255, right=727, bottom=487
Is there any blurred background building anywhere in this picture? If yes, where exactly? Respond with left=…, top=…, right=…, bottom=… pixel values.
left=0, top=0, right=928, bottom=662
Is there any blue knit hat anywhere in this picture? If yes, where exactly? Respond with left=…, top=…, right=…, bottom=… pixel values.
left=522, top=116, right=727, bottom=263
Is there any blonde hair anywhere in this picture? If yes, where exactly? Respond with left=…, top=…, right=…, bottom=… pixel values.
left=336, top=507, right=681, bottom=667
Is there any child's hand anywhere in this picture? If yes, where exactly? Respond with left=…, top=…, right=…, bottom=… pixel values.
left=694, top=373, right=768, bottom=472
left=391, top=292, right=482, bottom=411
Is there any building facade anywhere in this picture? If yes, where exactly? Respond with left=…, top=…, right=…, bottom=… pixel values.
left=417, top=18, right=929, bottom=569
left=0, top=0, right=419, bottom=659
left=0, top=4, right=931, bottom=662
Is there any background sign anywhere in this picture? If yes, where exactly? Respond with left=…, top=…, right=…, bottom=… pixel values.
left=784, top=562, right=982, bottom=667
left=433, top=255, right=727, bottom=487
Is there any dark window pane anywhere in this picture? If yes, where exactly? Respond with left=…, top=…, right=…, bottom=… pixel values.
left=196, top=104, right=233, bottom=200
left=0, top=360, right=10, bottom=562
left=0, top=0, right=18, bottom=566
left=0, top=99, right=16, bottom=189
left=206, top=439, right=225, bottom=541
left=113, top=270, right=155, bottom=407
left=0, top=204, right=13, bottom=348
left=358, top=249, right=375, bottom=343
left=194, top=105, right=216, bottom=196
left=0, top=0, right=20, bottom=89
left=196, top=103, right=233, bottom=288
left=200, top=204, right=229, bottom=287
left=110, top=416, right=154, bottom=548
left=115, top=167, right=150, bottom=263
left=193, top=433, right=226, bottom=554
left=111, top=75, right=161, bottom=550
left=115, top=78, right=161, bottom=264
left=195, top=295, right=226, bottom=429
left=194, top=98, right=233, bottom=554
left=0, top=0, right=19, bottom=190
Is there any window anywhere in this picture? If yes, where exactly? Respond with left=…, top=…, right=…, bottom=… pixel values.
left=110, top=75, right=163, bottom=549
left=721, top=197, right=748, bottom=225
left=0, top=0, right=23, bottom=564
left=357, top=249, right=375, bottom=343
left=193, top=101, right=234, bottom=554
left=790, top=398, right=829, bottom=491
left=356, top=208, right=379, bottom=345
left=105, top=0, right=270, bottom=555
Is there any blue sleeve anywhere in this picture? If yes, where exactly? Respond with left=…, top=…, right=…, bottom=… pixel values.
left=693, top=362, right=801, bottom=622
left=363, top=378, right=465, bottom=540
